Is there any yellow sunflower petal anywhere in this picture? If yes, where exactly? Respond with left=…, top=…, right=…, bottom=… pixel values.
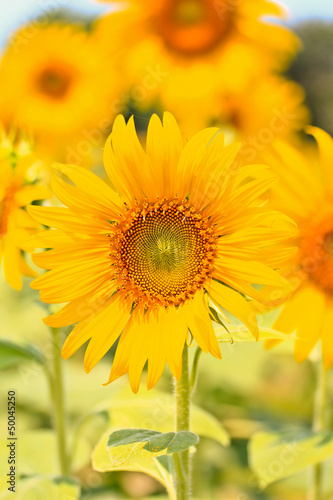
left=226, top=174, right=277, bottom=214
left=28, top=205, right=111, bottom=233
left=51, top=175, right=119, bottom=220
left=19, top=252, right=37, bottom=278
left=44, top=282, right=113, bottom=327
left=146, top=112, right=183, bottom=198
left=294, top=286, right=326, bottom=363
left=103, top=115, right=151, bottom=202
left=128, top=312, right=153, bottom=393
left=164, top=306, right=188, bottom=380
left=183, top=292, right=221, bottom=359
left=106, top=314, right=137, bottom=385
left=62, top=294, right=129, bottom=362
left=31, top=260, right=113, bottom=303
left=32, top=238, right=109, bottom=270
left=24, top=229, right=77, bottom=249
left=14, top=185, right=51, bottom=207
left=215, top=258, right=290, bottom=288
left=209, top=280, right=259, bottom=339
left=146, top=309, right=168, bottom=390
left=54, top=163, right=122, bottom=212
left=177, top=127, right=219, bottom=199
left=83, top=294, right=131, bottom=373
left=192, top=140, right=241, bottom=210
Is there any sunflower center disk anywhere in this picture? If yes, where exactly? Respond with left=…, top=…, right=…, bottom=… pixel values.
left=157, top=0, right=231, bottom=56
left=111, top=198, right=217, bottom=307
left=36, top=65, right=73, bottom=99
left=300, top=215, right=333, bottom=294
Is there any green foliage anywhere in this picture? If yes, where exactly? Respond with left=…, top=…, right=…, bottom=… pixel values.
left=89, top=390, right=228, bottom=499
left=92, top=429, right=176, bottom=499
left=249, top=430, right=333, bottom=488
left=0, top=339, right=45, bottom=369
left=107, top=429, right=199, bottom=461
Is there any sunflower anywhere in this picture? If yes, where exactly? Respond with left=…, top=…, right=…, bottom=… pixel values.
left=0, top=130, right=50, bottom=290
left=215, top=76, right=309, bottom=151
left=94, top=0, right=299, bottom=132
left=29, top=113, right=294, bottom=392
left=261, top=128, right=333, bottom=368
left=0, top=24, right=120, bottom=164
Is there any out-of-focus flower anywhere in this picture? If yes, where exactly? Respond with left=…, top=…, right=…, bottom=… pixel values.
left=0, top=24, right=121, bottom=165
left=29, top=113, right=294, bottom=392
left=216, top=76, right=309, bottom=149
left=263, top=128, right=333, bottom=368
left=0, top=129, right=50, bottom=290
left=94, top=0, right=299, bottom=132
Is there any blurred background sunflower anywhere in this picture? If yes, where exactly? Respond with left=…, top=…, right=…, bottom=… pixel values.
left=94, top=0, right=299, bottom=134
left=0, top=23, right=121, bottom=167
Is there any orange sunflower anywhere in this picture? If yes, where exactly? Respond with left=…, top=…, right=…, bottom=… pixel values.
left=29, top=113, right=294, bottom=392
left=263, top=128, right=333, bottom=368
left=94, top=0, right=299, bottom=132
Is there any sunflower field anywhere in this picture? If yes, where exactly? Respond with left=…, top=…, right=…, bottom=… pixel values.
left=0, top=1, right=333, bottom=499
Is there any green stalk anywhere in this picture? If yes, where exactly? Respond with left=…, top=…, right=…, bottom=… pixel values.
left=174, top=345, right=191, bottom=500
left=51, top=327, right=70, bottom=476
left=308, top=357, right=328, bottom=500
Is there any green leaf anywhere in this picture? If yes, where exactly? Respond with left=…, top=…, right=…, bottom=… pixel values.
left=0, top=476, right=80, bottom=499
left=215, top=325, right=296, bottom=343
left=92, top=429, right=176, bottom=499
left=93, top=389, right=229, bottom=447
left=107, top=429, right=198, bottom=463
left=249, top=430, right=333, bottom=488
left=0, top=339, right=44, bottom=370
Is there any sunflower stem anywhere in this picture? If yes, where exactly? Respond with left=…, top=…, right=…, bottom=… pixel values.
left=308, top=355, right=328, bottom=500
left=174, top=345, right=191, bottom=500
left=51, top=327, right=70, bottom=476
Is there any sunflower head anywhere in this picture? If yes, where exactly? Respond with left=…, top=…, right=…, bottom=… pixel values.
left=94, top=0, right=299, bottom=136
left=0, top=23, right=121, bottom=163
left=217, top=76, right=309, bottom=146
left=97, top=0, right=298, bottom=61
left=262, top=128, right=333, bottom=368
left=29, top=113, right=295, bottom=392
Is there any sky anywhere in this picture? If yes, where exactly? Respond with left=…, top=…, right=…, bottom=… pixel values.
left=0, top=0, right=332, bottom=47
